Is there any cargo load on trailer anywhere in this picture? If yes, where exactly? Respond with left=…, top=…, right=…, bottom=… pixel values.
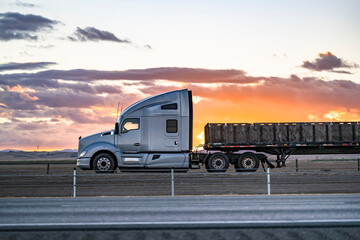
left=204, top=122, right=360, bottom=167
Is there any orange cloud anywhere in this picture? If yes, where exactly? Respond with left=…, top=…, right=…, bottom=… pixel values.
left=5, top=84, right=39, bottom=101
left=7, top=84, right=30, bottom=92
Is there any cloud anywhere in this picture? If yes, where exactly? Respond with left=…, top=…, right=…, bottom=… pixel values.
left=0, top=12, right=59, bottom=41
left=14, top=1, right=38, bottom=8
left=1, top=66, right=360, bottom=110
left=1, top=66, right=360, bottom=150
left=191, top=76, right=360, bottom=110
left=35, top=90, right=104, bottom=108
left=68, top=27, right=131, bottom=43
left=0, top=67, right=252, bottom=84
left=26, top=44, right=55, bottom=49
left=0, top=90, right=38, bottom=110
left=301, top=52, right=359, bottom=74
left=2, top=67, right=360, bottom=113
left=0, top=62, right=56, bottom=72
left=45, top=108, right=116, bottom=124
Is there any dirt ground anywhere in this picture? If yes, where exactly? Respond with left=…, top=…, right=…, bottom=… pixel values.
left=1, top=153, right=360, bottom=197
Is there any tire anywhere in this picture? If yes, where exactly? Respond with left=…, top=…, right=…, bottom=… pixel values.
left=236, top=153, right=259, bottom=172
left=93, top=153, right=116, bottom=173
left=205, top=153, right=230, bottom=172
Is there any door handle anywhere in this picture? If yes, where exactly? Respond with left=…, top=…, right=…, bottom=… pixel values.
left=174, top=141, right=178, bottom=145
left=134, top=143, right=140, bottom=146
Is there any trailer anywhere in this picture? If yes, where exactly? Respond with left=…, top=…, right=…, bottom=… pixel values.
left=77, top=89, right=360, bottom=173
left=204, top=122, right=360, bottom=171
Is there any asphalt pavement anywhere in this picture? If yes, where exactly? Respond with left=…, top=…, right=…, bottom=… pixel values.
left=0, top=195, right=360, bottom=239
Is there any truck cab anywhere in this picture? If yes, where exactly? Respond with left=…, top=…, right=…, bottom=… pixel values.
left=77, top=89, right=193, bottom=173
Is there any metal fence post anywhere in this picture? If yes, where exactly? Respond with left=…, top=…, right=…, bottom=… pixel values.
left=296, top=159, right=298, bottom=172
left=73, top=168, right=76, bottom=198
left=358, top=158, right=360, bottom=172
left=267, top=167, right=271, bottom=195
left=171, top=168, right=175, bottom=197
left=46, top=163, right=50, bottom=174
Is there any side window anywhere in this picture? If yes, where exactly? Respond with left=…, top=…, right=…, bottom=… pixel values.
left=166, top=119, right=178, bottom=133
left=161, top=103, right=178, bottom=110
left=121, top=118, right=140, bottom=133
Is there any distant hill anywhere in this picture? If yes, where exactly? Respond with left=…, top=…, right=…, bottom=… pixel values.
left=55, top=149, right=77, bottom=152
left=0, top=151, right=77, bottom=161
left=0, top=149, right=23, bottom=152
left=0, top=149, right=77, bottom=153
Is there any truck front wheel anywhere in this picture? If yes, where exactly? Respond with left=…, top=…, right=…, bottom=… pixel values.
left=236, top=153, right=259, bottom=172
left=206, top=153, right=229, bottom=172
left=93, top=153, right=116, bottom=173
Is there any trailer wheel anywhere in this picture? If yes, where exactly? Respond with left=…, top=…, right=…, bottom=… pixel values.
left=206, top=153, right=229, bottom=172
left=93, top=153, right=116, bottom=173
left=236, top=153, right=259, bottom=172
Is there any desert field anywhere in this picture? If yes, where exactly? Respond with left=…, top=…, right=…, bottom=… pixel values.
left=0, top=152, right=359, bottom=198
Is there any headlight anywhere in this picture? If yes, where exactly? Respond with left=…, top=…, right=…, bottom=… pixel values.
left=79, top=151, right=87, bottom=157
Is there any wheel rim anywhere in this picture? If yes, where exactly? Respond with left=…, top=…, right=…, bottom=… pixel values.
left=211, top=157, right=226, bottom=169
left=96, top=157, right=111, bottom=171
left=242, top=157, right=255, bottom=169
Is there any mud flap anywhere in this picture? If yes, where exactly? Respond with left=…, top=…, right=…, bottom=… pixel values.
left=265, top=157, right=275, bottom=168
left=259, top=155, right=275, bottom=172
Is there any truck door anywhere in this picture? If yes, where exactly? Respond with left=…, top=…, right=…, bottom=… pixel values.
left=116, top=118, right=141, bottom=153
left=164, top=118, right=180, bottom=151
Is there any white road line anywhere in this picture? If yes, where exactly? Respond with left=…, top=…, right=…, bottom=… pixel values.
left=1, top=219, right=360, bottom=230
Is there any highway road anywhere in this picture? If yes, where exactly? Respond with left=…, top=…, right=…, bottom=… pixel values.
left=0, top=195, right=360, bottom=239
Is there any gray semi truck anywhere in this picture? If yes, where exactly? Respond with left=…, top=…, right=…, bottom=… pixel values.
left=77, top=89, right=360, bottom=173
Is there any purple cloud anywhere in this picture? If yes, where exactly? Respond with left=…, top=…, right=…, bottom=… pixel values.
left=302, top=52, right=358, bottom=74
left=0, top=12, right=59, bottom=41
left=68, top=27, right=131, bottom=43
left=0, top=62, right=56, bottom=72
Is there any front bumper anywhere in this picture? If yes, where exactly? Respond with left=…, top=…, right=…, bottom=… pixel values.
left=77, top=157, right=91, bottom=170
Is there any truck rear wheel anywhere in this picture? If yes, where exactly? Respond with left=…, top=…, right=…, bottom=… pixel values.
left=236, top=153, right=259, bottom=172
left=206, top=153, right=229, bottom=172
left=93, top=153, right=116, bottom=173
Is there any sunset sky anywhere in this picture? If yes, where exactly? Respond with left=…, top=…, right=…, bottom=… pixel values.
left=0, top=0, right=359, bottom=151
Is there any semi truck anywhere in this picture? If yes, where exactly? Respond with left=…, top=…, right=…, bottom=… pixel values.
left=77, top=89, right=360, bottom=173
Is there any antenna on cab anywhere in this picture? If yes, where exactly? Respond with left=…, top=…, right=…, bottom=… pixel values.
left=116, top=102, right=120, bottom=121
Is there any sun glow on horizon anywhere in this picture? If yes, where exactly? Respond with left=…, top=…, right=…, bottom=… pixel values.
left=323, top=111, right=346, bottom=121
left=192, top=96, right=202, bottom=104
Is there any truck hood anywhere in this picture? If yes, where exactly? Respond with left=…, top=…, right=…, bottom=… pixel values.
left=78, top=130, right=113, bottom=155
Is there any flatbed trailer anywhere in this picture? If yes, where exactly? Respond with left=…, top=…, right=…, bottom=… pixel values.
left=204, top=122, right=360, bottom=167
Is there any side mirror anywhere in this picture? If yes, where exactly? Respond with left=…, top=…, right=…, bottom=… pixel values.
left=114, top=122, right=119, bottom=135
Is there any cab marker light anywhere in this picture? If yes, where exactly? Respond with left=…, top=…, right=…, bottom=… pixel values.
left=79, top=151, right=87, bottom=157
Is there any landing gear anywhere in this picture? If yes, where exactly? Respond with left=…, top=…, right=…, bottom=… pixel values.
left=276, top=149, right=295, bottom=168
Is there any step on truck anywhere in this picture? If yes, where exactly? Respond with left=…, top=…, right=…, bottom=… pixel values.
left=77, top=89, right=360, bottom=173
